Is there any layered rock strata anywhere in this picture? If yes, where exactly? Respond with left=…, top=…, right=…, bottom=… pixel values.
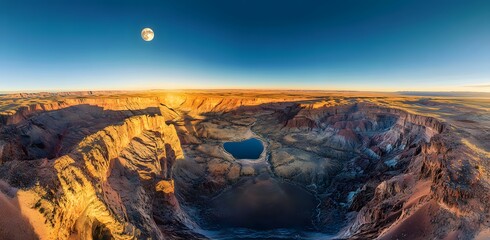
left=0, top=92, right=488, bottom=240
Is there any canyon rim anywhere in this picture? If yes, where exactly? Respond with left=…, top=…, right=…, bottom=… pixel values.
left=0, top=90, right=489, bottom=239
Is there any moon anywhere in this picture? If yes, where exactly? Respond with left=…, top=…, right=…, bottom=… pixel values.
left=141, top=28, right=154, bottom=41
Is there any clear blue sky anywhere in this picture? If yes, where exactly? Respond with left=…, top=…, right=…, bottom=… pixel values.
left=1, top=0, right=489, bottom=92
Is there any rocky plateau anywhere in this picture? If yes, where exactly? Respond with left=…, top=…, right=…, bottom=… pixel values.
left=0, top=90, right=489, bottom=240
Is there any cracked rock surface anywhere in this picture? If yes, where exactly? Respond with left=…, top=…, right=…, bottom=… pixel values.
left=0, top=91, right=489, bottom=240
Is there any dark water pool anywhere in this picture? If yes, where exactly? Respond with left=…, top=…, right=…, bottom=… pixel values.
left=200, top=228, right=333, bottom=240
left=198, top=174, right=329, bottom=239
left=224, top=138, right=264, bottom=159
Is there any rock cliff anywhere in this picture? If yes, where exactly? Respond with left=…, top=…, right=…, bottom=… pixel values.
left=0, top=91, right=488, bottom=240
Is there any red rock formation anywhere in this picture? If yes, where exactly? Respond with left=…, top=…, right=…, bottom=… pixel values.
left=0, top=92, right=487, bottom=239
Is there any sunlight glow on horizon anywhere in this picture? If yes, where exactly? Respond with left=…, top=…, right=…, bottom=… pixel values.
left=1, top=1, right=489, bottom=93
left=2, top=74, right=489, bottom=93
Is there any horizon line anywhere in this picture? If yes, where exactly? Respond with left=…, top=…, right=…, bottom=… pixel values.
left=2, top=88, right=490, bottom=95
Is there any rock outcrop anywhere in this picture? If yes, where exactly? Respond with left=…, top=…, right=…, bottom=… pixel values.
left=0, top=91, right=488, bottom=240
left=0, top=112, right=201, bottom=239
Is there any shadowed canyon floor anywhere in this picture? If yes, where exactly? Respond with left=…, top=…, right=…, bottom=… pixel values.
left=0, top=90, right=489, bottom=239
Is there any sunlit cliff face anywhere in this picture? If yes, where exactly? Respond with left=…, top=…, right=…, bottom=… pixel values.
left=0, top=91, right=488, bottom=240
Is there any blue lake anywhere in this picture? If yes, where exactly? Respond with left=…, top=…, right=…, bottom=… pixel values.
left=224, top=138, right=264, bottom=159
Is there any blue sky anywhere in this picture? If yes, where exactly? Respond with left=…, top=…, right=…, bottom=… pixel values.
left=1, top=0, right=489, bottom=92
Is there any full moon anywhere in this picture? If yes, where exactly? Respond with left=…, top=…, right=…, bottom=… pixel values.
left=141, top=28, right=154, bottom=41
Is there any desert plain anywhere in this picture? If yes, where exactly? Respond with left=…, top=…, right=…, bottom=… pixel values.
left=0, top=90, right=489, bottom=239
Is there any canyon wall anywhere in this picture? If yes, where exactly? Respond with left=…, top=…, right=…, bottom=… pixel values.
left=0, top=92, right=488, bottom=240
left=0, top=112, right=200, bottom=239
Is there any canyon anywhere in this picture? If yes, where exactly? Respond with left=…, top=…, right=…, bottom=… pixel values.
left=0, top=90, right=489, bottom=240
